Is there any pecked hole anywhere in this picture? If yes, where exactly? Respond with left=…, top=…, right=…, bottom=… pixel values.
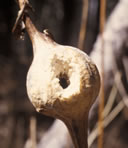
left=58, top=73, right=70, bottom=89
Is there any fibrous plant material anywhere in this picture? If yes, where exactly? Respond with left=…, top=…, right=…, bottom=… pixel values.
left=13, top=0, right=100, bottom=148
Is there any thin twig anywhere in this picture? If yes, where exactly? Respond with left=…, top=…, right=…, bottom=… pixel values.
left=114, top=72, right=128, bottom=107
left=88, top=99, right=124, bottom=147
left=88, top=85, right=117, bottom=147
left=103, top=84, right=117, bottom=117
left=91, top=83, right=117, bottom=133
left=78, top=0, right=88, bottom=50
left=88, top=71, right=127, bottom=147
left=98, top=0, right=106, bottom=147
left=30, top=116, right=37, bottom=148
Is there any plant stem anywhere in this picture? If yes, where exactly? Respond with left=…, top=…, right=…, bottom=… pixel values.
left=64, top=116, right=88, bottom=148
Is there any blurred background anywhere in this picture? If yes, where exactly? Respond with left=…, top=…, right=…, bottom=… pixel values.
left=0, top=0, right=128, bottom=148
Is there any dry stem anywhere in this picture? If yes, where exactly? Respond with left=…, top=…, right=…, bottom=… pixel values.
left=78, top=0, right=88, bottom=50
